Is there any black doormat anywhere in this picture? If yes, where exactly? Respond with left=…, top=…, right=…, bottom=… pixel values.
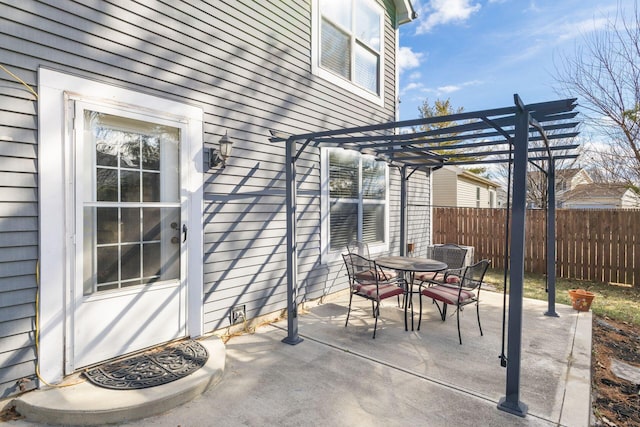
left=83, top=339, right=208, bottom=390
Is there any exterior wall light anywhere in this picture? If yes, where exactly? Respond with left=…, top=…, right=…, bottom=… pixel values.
left=209, top=131, right=233, bottom=168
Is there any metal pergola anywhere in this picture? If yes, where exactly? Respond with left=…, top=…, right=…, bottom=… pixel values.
left=269, top=94, right=580, bottom=418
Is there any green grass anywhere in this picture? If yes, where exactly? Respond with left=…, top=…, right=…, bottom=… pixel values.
left=483, top=268, right=640, bottom=327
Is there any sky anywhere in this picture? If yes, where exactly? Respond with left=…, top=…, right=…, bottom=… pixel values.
left=397, top=0, right=630, bottom=121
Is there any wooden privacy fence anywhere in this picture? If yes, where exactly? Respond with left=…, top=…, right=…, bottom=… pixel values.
left=432, top=207, right=640, bottom=288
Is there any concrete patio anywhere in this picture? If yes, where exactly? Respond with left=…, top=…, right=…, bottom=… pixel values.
left=7, top=289, right=592, bottom=426
left=138, top=289, right=592, bottom=426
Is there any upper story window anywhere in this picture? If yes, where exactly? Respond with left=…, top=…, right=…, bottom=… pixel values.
left=321, top=148, right=389, bottom=262
left=312, top=0, right=385, bottom=105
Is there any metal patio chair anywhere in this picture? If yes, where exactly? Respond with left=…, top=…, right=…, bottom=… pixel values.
left=417, top=259, right=490, bottom=344
left=342, top=252, right=406, bottom=339
left=413, top=243, right=468, bottom=287
left=347, top=239, right=398, bottom=281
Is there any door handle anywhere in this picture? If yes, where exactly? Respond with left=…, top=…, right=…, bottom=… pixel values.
left=182, top=224, right=188, bottom=242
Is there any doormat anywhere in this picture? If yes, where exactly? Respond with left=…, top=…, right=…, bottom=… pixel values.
left=83, top=339, right=208, bottom=390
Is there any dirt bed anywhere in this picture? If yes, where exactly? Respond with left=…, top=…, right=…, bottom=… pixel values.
left=592, top=316, right=640, bottom=426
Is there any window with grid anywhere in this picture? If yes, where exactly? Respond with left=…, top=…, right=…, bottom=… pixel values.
left=325, top=148, right=387, bottom=253
left=313, top=0, right=384, bottom=103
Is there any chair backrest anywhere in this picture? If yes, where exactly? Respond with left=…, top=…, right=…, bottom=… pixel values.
left=460, top=259, right=491, bottom=291
left=430, top=244, right=468, bottom=270
left=346, top=240, right=371, bottom=260
left=342, top=252, right=376, bottom=287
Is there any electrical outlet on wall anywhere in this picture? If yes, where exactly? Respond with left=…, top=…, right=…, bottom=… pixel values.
left=230, top=305, right=246, bottom=325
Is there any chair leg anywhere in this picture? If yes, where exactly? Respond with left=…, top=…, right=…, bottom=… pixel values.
left=372, top=300, right=380, bottom=339
left=457, top=305, right=462, bottom=345
left=433, top=300, right=447, bottom=321
left=418, top=291, right=423, bottom=331
left=476, top=303, right=483, bottom=337
left=345, top=292, right=353, bottom=327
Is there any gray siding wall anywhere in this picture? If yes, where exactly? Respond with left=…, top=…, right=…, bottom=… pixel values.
left=0, top=62, right=39, bottom=398
left=0, top=0, right=415, bottom=397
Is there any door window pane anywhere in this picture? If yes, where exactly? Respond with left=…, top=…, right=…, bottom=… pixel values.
left=121, top=208, right=141, bottom=243
left=97, top=246, right=118, bottom=284
left=120, top=244, right=141, bottom=281
left=142, top=172, right=160, bottom=202
left=96, top=169, right=118, bottom=201
left=143, top=207, right=161, bottom=241
left=97, top=207, right=118, bottom=244
left=142, top=136, right=160, bottom=170
left=120, top=133, right=140, bottom=168
left=83, top=109, right=181, bottom=295
left=120, top=170, right=140, bottom=202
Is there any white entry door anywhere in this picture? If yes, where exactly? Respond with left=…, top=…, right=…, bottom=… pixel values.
left=71, top=101, right=188, bottom=370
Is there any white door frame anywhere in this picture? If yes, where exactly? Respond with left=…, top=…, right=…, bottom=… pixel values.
left=38, top=68, right=204, bottom=383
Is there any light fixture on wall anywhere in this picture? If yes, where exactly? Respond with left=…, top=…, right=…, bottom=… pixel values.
left=209, top=131, right=234, bottom=168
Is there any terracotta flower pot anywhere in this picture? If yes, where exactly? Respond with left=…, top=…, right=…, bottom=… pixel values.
left=568, top=289, right=595, bottom=312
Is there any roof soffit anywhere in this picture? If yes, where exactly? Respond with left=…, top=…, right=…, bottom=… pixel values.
left=394, top=0, right=416, bottom=25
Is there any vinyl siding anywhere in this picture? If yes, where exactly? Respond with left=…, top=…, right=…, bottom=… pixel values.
left=432, top=168, right=457, bottom=208
left=0, top=0, right=407, bottom=397
left=0, top=66, right=39, bottom=397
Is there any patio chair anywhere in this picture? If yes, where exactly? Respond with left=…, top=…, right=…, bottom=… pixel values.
left=417, top=259, right=490, bottom=344
left=347, top=239, right=397, bottom=280
left=342, top=252, right=406, bottom=339
left=413, top=243, right=468, bottom=287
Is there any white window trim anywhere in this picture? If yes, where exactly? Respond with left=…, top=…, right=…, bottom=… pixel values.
left=38, top=68, right=204, bottom=383
left=311, top=0, right=385, bottom=106
left=320, top=148, right=389, bottom=264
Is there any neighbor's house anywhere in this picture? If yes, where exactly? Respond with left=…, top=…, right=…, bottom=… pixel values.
left=0, top=0, right=424, bottom=398
left=560, top=183, right=640, bottom=209
left=432, top=165, right=501, bottom=208
left=528, top=168, right=640, bottom=209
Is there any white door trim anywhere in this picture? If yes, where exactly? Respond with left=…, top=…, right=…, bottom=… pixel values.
left=38, top=68, right=204, bottom=383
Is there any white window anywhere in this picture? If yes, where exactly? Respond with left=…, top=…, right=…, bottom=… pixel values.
left=312, top=0, right=385, bottom=105
left=321, top=148, right=388, bottom=262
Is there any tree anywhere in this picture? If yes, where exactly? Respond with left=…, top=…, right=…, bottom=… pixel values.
left=554, top=2, right=640, bottom=185
left=416, top=98, right=487, bottom=175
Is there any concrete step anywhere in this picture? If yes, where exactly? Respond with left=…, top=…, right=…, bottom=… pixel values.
left=13, top=336, right=225, bottom=426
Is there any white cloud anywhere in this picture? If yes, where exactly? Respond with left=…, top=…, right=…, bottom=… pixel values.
left=398, top=46, right=424, bottom=73
left=400, top=82, right=425, bottom=97
left=438, top=85, right=461, bottom=93
left=416, top=0, right=481, bottom=34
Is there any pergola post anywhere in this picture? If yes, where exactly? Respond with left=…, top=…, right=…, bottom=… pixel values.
left=400, top=165, right=408, bottom=256
left=498, top=96, right=529, bottom=417
left=545, top=161, right=559, bottom=317
left=282, top=137, right=303, bottom=345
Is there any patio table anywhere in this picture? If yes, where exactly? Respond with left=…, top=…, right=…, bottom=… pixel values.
left=375, top=256, right=447, bottom=332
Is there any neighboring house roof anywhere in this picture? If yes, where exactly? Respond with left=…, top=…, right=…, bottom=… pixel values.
left=458, top=168, right=500, bottom=188
left=561, top=183, right=640, bottom=208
